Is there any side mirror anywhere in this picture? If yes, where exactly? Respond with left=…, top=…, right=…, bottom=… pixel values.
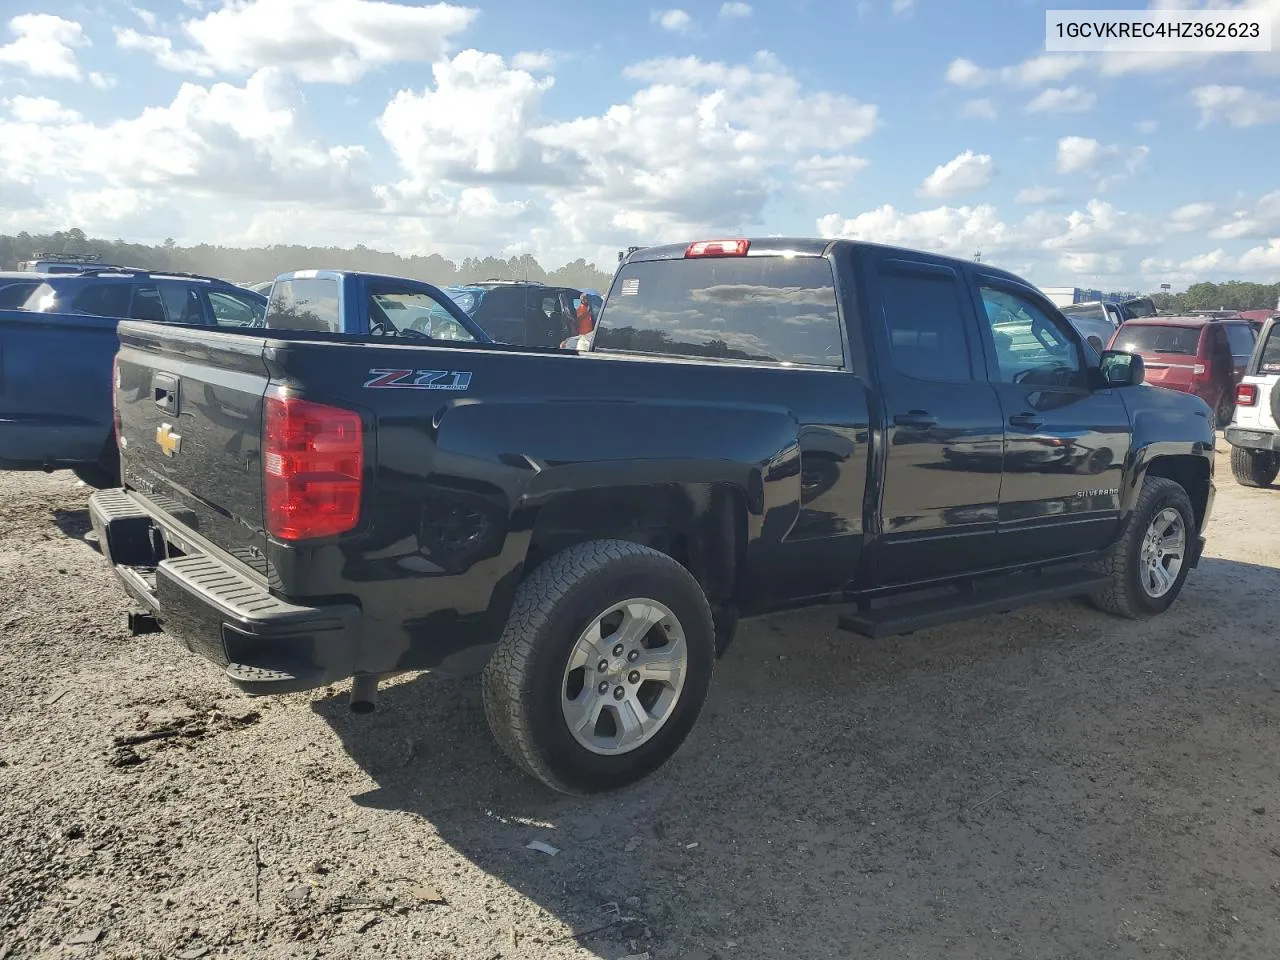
left=1099, top=349, right=1144, bottom=386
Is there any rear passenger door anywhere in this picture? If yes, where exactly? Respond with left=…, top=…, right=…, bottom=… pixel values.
left=968, top=275, right=1130, bottom=562
left=863, top=251, right=1005, bottom=586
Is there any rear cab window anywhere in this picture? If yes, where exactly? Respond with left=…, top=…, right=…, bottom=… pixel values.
left=1114, top=324, right=1202, bottom=356
left=595, top=256, right=844, bottom=367
left=266, top=277, right=341, bottom=332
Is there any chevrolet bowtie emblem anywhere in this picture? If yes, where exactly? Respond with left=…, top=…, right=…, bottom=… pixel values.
left=155, top=422, right=182, bottom=457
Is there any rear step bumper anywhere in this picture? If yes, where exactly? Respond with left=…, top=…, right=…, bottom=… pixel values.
left=89, top=488, right=361, bottom=695
left=1224, top=426, right=1280, bottom=451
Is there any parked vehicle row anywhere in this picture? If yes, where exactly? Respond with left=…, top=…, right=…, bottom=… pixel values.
left=0, top=269, right=267, bottom=486
left=88, top=237, right=1214, bottom=795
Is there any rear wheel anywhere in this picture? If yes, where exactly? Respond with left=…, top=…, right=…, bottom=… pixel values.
left=1214, top=392, right=1234, bottom=429
left=1089, top=476, right=1195, bottom=619
left=1230, top=446, right=1280, bottom=488
left=482, top=539, right=715, bottom=794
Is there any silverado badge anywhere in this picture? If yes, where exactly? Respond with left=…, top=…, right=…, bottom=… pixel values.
left=155, top=422, right=182, bottom=457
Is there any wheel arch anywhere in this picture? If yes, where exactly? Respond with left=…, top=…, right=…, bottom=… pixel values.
left=1139, top=454, right=1212, bottom=531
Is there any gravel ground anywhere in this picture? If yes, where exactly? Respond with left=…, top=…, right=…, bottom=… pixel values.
left=2, top=441, right=1279, bottom=960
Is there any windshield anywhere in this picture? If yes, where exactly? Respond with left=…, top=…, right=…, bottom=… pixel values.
left=595, top=256, right=844, bottom=367
left=1113, top=324, right=1202, bottom=356
left=1124, top=298, right=1158, bottom=319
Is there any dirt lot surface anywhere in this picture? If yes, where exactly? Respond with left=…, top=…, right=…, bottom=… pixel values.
left=2, top=442, right=1279, bottom=960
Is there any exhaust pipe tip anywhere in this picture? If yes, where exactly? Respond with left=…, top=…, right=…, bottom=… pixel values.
left=349, top=673, right=379, bottom=714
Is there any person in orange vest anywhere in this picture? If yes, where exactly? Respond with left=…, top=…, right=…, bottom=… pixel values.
left=574, top=291, right=595, bottom=337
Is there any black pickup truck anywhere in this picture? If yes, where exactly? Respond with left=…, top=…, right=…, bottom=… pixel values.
left=90, top=238, right=1215, bottom=794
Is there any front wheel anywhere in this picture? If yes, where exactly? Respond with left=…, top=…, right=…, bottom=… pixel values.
left=482, top=539, right=715, bottom=794
left=1089, top=476, right=1195, bottom=619
left=1230, top=446, right=1279, bottom=488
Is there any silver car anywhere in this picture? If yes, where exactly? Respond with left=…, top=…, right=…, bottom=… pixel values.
left=1061, top=301, right=1122, bottom=354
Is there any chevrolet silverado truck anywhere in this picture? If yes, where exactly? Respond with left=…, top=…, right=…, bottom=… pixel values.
left=90, top=238, right=1215, bottom=794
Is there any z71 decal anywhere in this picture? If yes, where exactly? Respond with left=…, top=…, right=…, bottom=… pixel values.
left=363, top=369, right=473, bottom=391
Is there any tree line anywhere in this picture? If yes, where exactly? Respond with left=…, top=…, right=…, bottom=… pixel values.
left=1149, top=281, right=1279, bottom=314
left=0, top=229, right=617, bottom=292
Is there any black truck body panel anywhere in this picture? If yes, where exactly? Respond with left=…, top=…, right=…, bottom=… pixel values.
left=96, top=241, right=1216, bottom=691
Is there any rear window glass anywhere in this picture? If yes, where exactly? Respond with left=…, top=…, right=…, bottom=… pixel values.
left=1113, top=324, right=1202, bottom=356
left=266, top=277, right=340, bottom=332
left=1259, top=327, right=1280, bottom=374
left=595, top=257, right=843, bottom=367
left=1225, top=323, right=1256, bottom=356
left=0, top=281, right=38, bottom=309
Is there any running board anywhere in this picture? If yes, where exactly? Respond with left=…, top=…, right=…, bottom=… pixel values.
left=837, top=569, right=1110, bottom=639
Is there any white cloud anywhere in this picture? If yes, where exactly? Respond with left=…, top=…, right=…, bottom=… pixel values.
left=1025, top=86, right=1096, bottom=114
left=1190, top=85, right=1280, bottom=128
left=1239, top=239, right=1280, bottom=272
left=1208, top=190, right=1280, bottom=240
left=945, top=57, right=987, bottom=86
left=1042, top=200, right=1149, bottom=252
left=122, top=0, right=478, bottom=83
left=1055, top=136, right=1101, bottom=173
left=794, top=154, right=870, bottom=192
left=378, top=50, right=560, bottom=196
left=1135, top=119, right=1158, bottom=135
left=653, top=9, right=695, bottom=33
left=4, top=95, right=82, bottom=124
left=818, top=203, right=1011, bottom=260
left=88, top=71, right=116, bottom=89
left=945, top=53, right=1086, bottom=88
left=919, top=150, right=994, bottom=198
left=891, top=0, right=915, bottom=14
left=1015, top=185, right=1064, bottom=204
left=1168, top=202, right=1217, bottom=233
left=960, top=97, right=997, bottom=120
left=115, top=28, right=215, bottom=77
left=524, top=53, right=878, bottom=252
left=719, top=2, right=752, bottom=18
left=0, top=68, right=373, bottom=205
left=511, top=50, right=554, bottom=71
left=0, top=14, right=87, bottom=80
left=130, top=5, right=159, bottom=30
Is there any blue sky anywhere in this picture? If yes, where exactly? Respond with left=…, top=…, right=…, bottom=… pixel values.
left=0, top=0, right=1278, bottom=291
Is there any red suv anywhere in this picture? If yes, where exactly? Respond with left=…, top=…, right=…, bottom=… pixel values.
left=1108, top=316, right=1259, bottom=427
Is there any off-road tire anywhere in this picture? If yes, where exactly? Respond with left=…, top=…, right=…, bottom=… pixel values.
left=1088, top=476, right=1195, bottom=619
left=1230, top=446, right=1279, bottom=488
left=481, top=539, right=715, bottom=795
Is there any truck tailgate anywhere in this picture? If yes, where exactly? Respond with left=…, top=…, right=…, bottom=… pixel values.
left=116, top=323, right=271, bottom=577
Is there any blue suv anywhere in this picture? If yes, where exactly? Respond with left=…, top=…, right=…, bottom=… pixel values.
left=23, top=269, right=267, bottom=327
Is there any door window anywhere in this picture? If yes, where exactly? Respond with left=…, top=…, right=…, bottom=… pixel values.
left=367, top=285, right=477, bottom=341
left=129, top=285, right=168, bottom=322
left=978, top=286, right=1085, bottom=388
left=207, top=289, right=266, bottom=327
left=70, top=283, right=133, bottom=317
left=157, top=281, right=206, bottom=324
left=878, top=266, right=972, bottom=382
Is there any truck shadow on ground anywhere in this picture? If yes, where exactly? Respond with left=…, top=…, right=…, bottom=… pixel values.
left=312, top=555, right=1280, bottom=959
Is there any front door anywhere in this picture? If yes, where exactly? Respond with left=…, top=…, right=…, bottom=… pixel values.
left=865, top=253, right=1005, bottom=586
left=969, top=275, right=1131, bottom=564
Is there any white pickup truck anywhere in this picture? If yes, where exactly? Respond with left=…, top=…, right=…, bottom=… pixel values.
left=1225, top=315, right=1280, bottom=487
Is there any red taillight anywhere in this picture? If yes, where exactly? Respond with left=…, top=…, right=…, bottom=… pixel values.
left=112, top=354, right=122, bottom=448
left=685, top=239, right=750, bottom=258
left=1236, top=383, right=1259, bottom=406
left=263, top=392, right=363, bottom=541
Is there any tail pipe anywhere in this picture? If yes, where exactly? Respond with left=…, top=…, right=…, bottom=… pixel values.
left=349, top=673, right=379, bottom=714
